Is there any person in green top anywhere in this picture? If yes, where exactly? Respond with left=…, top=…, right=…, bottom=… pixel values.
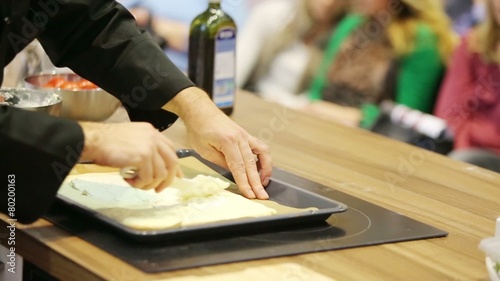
left=307, top=0, right=457, bottom=128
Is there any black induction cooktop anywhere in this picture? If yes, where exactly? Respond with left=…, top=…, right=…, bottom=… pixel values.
left=43, top=165, right=447, bottom=273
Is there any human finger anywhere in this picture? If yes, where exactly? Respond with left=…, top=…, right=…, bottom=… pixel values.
left=143, top=152, right=168, bottom=190
left=155, top=165, right=180, bottom=193
left=154, top=140, right=180, bottom=192
left=220, top=141, right=256, bottom=199
left=159, top=135, right=183, bottom=178
left=239, top=140, right=268, bottom=199
left=249, top=136, right=272, bottom=186
left=128, top=156, right=153, bottom=190
left=176, top=166, right=184, bottom=179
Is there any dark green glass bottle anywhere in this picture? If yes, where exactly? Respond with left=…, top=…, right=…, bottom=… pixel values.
left=188, top=0, right=236, bottom=115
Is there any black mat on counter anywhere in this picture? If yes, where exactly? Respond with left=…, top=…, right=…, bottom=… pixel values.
left=44, top=168, right=448, bottom=273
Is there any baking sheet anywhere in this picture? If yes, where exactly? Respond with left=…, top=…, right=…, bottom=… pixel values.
left=56, top=150, right=347, bottom=242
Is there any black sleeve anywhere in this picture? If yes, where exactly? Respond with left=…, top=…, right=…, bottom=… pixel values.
left=33, top=0, right=194, bottom=129
left=0, top=106, right=84, bottom=224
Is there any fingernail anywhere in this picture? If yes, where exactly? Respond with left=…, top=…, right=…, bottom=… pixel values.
left=259, top=189, right=269, bottom=199
left=263, top=177, right=270, bottom=186
left=247, top=189, right=256, bottom=199
left=124, top=178, right=136, bottom=187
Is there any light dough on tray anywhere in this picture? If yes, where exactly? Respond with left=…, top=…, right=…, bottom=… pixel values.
left=59, top=173, right=277, bottom=230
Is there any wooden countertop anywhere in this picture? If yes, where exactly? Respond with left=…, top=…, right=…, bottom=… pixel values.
left=2, top=91, right=499, bottom=280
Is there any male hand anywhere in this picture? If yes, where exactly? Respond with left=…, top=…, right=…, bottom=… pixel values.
left=164, top=87, right=272, bottom=199
left=79, top=122, right=182, bottom=192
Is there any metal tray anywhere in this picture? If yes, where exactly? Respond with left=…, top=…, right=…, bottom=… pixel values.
left=56, top=149, right=347, bottom=242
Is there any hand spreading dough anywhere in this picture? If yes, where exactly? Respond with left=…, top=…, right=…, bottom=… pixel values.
left=63, top=173, right=277, bottom=230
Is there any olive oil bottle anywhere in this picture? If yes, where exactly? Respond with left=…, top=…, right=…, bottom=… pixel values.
left=188, top=0, right=236, bottom=115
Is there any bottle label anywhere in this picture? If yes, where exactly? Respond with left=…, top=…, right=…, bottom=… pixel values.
left=213, top=27, right=236, bottom=108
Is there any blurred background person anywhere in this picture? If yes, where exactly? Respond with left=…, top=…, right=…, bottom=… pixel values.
left=444, top=0, right=486, bottom=35
left=305, top=0, right=457, bottom=127
left=434, top=0, right=500, bottom=172
left=237, top=0, right=348, bottom=108
left=117, top=0, right=248, bottom=73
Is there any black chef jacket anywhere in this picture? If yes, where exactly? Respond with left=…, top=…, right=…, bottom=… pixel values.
left=0, top=0, right=194, bottom=224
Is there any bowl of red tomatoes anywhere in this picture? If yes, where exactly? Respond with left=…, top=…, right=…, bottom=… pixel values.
left=24, top=73, right=121, bottom=121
